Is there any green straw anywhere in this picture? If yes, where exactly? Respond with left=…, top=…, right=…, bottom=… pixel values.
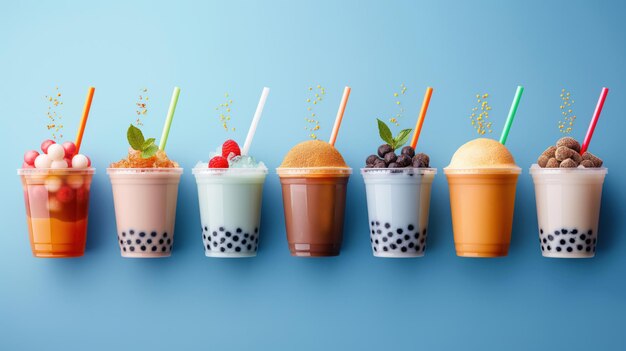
left=499, top=85, right=524, bottom=145
left=159, top=86, right=181, bottom=150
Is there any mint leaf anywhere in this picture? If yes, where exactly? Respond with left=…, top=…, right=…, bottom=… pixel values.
left=394, top=128, right=413, bottom=149
left=141, top=144, right=158, bottom=158
left=142, top=138, right=155, bottom=150
left=127, top=124, right=145, bottom=150
left=377, top=119, right=394, bottom=146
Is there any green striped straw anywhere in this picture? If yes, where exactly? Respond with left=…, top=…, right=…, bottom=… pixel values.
left=159, top=86, right=181, bottom=150
left=499, top=86, right=524, bottom=145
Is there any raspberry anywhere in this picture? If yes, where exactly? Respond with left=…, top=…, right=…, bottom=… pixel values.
left=221, top=139, right=241, bottom=159
left=209, top=156, right=229, bottom=168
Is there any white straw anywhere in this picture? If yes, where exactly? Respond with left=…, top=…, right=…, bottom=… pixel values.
left=242, top=87, right=270, bottom=155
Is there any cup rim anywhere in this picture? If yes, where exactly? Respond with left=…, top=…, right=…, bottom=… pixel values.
left=192, top=167, right=268, bottom=175
left=529, top=164, right=607, bottom=174
left=106, top=167, right=183, bottom=174
left=360, top=167, right=437, bottom=175
left=443, top=166, right=521, bottom=175
left=17, top=167, right=95, bottom=175
left=276, top=167, right=352, bottom=176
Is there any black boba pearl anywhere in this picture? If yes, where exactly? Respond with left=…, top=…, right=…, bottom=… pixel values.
left=588, top=230, right=593, bottom=235
left=220, top=238, right=226, bottom=243
left=136, top=239, right=141, bottom=244
left=577, top=245, right=583, bottom=251
left=377, top=230, right=382, bottom=234
left=548, top=235, right=554, bottom=241
left=122, top=232, right=126, bottom=237
left=541, top=246, right=545, bottom=251
left=371, top=230, right=375, bottom=234
left=127, top=240, right=132, bottom=245
left=396, top=238, right=402, bottom=244
left=151, top=231, right=157, bottom=237
left=220, top=247, right=225, bottom=252
left=375, top=221, right=380, bottom=226
left=390, top=244, right=397, bottom=250
left=404, top=234, right=410, bottom=241
left=401, top=247, right=407, bottom=252
left=163, top=232, right=168, bottom=238
left=130, top=230, right=135, bottom=235
left=571, top=229, right=578, bottom=234
left=580, top=234, right=586, bottom=240
left=567, top=247, right=573, bottom=252
left=586, top=239, right=591, bottom=244
left=568, top=238, right=575, bottom=244
left=560, top=239, right=566, bottom=245
left=219, top=227, right=224, bottom=231
left=554, top=230, right=560, bottom=235
left=166, top=239, right=171, bottom=244
left=384, top=223, right=390, bottom=229
left=542, top=238, right=547, bottom=244
left=414, top=233, right=420, bottom=239
left=408, top=242, right=414, bottom=248
left=204, top=226, right=208, bottom=232
left=382, top=237, right=388, bottom=243
left=244, top=233, right=249, bottom=238
left=120, top=240, right=123, bottom=244
left=377, top=144, right=393, bottom=157
left=370, top=238, right=373, bottom=243
left=540, top=229, right=543, bottom=234
left=371, top=221, right=375, bottom=226
left=383, top=246, right=388, bottom=252
left=247, top=244, right=252, bottom=250
left=416, top=245, right=421, bottom=252
left=375, top=239, right=379, bottom=244
left=147, top=239, right=152, bottom=244
left=561, top=229, right=568, bottom=234
left=250, top=234, right=256, bottom=241
left=408, top=224, right=415, bottom=231
left=586, top=247, right=591, bottom=252
left=123, top=247, right=127, bottom=252
left=153, top=246, right=157, bottom=251
left=203, top=234, right=206, bottom=240
left=235, top=247, right=241, bottom=252
left=255, top=228, right=259, bottom=234
left=225, top=232, right=231, bottom=237
left=236, top=228, right=242, bottom=233
left=242, top=239, right=247, bottom=245
left=547, top=245, right=552, bottom=251
left=556, top=247, right=562, bottom=252
left=373, top=247, right=377, bottom=252
left=227, top=243, right=233, bottom=249
left=387, top=232, right=393, bottom=237
left=397, top=228, right=403, bottom=234
left=162, top=247, right=166, bottom=252
left=213, top=241, right=218, bottom=247
left=159, top=239, right=164, bottom=244
left=141, top=246, right=146, bottom=251
left=139, top=232, right=146, bottom=237
left=129, top=246, right=135, bottom=252
left=233, top=236, right=239, bottom=242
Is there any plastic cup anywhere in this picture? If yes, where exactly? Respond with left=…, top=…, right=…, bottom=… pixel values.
left=362, top=168, right=436, bottom=258
left=18, top=168, right=95, bottom=258
left=530, top=166, right=607, bottom=258
left=107, top=168, right=182, bottom=258
left=277, top=167, right=352, bottom=257
left=193, top=167, right=267, bottom=258
left=444, top=167, right=521, bottom=257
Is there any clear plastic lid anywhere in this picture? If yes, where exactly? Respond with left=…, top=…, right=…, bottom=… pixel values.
left=529, top=164, right=607, bottom=175
left=193, top=167, right=268, bottom=176
left=443, top=166, right=521, bottom=175
left=361, top=167, right=437, bottom=176
left=106, top=167, right=183, bottom=175
left=17, top=167, right=95, bottom=176
left=276, top=167, right=352, bottom=176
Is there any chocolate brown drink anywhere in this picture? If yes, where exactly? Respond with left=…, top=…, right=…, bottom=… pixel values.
left=277, top=140, right=352, bottom=257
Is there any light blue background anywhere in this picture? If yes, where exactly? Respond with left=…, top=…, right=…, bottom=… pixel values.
left=1, top=0, right=625, bottom=349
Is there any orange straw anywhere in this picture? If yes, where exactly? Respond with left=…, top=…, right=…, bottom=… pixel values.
left=75, top=86, right=95, bottom=153
left=329, top=86, right=351, bottom=146
left=410, top=87, right=433, bottom=149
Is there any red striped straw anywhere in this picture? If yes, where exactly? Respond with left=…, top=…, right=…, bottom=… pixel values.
left=580, top=87, right=609, bottom=155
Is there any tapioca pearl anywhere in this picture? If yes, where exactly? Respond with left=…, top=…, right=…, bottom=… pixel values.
left=371, top=221, right=375, bottom=226
left=126, top=239, right=132, bottom=245
left=414, top=233, right=420, bottom=239
left=247, top=244, right=252, bottom=250
left=415, top=245, right=421, bottom=252
left=577, top=245, right=583, bottom=251
left=161, top=247, right=166, bottom=252
left=139, top=232, right=146, bottom=237
left=159, top=239, right=164, bottom=244
left=369, top=238, right=373, bottom=243
left=396, top=228, right=403, bottom=234
left=585, top=239, right=591, bottom=245
left=560, top=239, right=566, bottom=245
left=384, top=223, right=390, bottom=229
left=382, top=237, right=388, bottom=243
left=588, top=230, right=593, bottom=235
left=227, top=243, right=233, bottom=249
left=219, top=247, right=225, bottom=252
left=219, top=227, right=224, bottom=232
left=561, top=229, right=568, bottom=234
left=167, top=239, right=171, bottom=245
left=122, top=232, right=127, bottom=237
left=225, top=232, right=232, bottom=238
left=541, top=246, right=545, bottom=251
left=580, top=234, right=586, bottom=240
left=152, top=246, right=157, bottom=252
left=123, top=247, right=127, bottom=252
left=548, top=235, right=554, bottom=241
left=396, top=238, right=403, bottom=245
left=220, top=237, right=226, bottom=244
left=382, top=246, right=388, bottom=252
left=586, top=247, right=591, bottom=252
left=371, top=230, right=375, bottom=234
left=403, top=234, right=410, bottom=241
left=401, top=247, right=407, bottom=252
left=204, top=226, right=208, bottom=232
left=129, top=246, right=135, bottom=252
left=163, top=232, right=168, bottom=238
left=235, top=246, right=242, bottom=252
left=375, top=221, right=380, bottom=226
left=203, top=234, right=206, bottom=240
left=408, top=242, right=415, bottom=248
left=540, top=229, right=544, bottom=234
left=213, top=241, right=218, bottom=247
left=255, top=238, right=259, bottom=244
left=568, top=238, right=575, bottom=244
left=386, top=232, right=392, bottom=237
left=147, top=239, right=153, bottom=244
left=135, top=239, right=141, bottom=244
left=571, top=229, right=578, bottom=234
left=556, top=247, right=562, bottom=252
left=377, top=230, right=382, bottom=235
left=547, top=245, right=552, bottom=251
left=120, top=239, right=123, bottom=245
left=130, top=230, right=135, bottom=235
left=554, top=230, right=560, bottom=235
left=390, top=243, right=397, bottom=250
left=408, top=224, right=415, bottom=231
left=241, top=239, right=248, bottom=245
left=140, top=245, right=146, bottom=251
left=566, top=247, right=573, bottom=252
left=373, top=247, right=377, bottom=252
left=233, top=235, right=240, bottom=242
left=542, top=238, right=547, bottom=244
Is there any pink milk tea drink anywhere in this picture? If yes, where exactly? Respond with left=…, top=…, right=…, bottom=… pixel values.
left=108, top=148, right=182, bottom=258
left=19, top=140, right=93, bottom=258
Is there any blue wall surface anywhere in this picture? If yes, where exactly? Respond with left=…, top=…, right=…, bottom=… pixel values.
left=1, top=1, right=625, bottom=350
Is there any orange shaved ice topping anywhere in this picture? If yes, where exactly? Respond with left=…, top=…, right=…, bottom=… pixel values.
left=279, top=140, right=347, bottom=168
left=110, top=148, right=179, bottom=168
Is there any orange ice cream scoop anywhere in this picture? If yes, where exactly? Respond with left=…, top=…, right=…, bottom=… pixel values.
left=279, top=140, right=348, bottom=168
left=447, top=138, right=517, bottom=169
